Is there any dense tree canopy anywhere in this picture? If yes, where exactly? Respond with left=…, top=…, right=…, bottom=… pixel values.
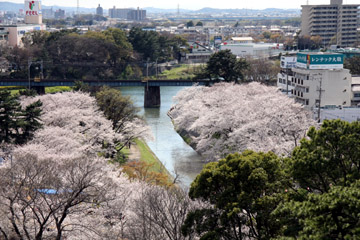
left=0, top=90, right=42, bottom=144
left=129, top=27, right=188, bottom=63
left=182, top=151, right=289, bottom=240
left=196, top=50, right=249, bottom=83
left=181, top=119, right=360, bottom=240
left=290, top=120, right=360, bottom=193
left=276, top=120, right=360, bottom=239
left=3, top=28, right=188, bottom=80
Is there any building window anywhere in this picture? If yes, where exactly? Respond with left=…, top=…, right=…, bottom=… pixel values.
left=354, top=93, right=360, bottom=98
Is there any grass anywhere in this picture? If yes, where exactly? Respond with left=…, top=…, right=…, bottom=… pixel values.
left=158, top=64, right=200, bottom=80
left=45, top=86, right=72, bottom=94
left=0, top=86, right=72, bottom=95
left=0, top=86, right=25, bottom=95
left=134, top=139, right=171, bottom=176
left=120, top=146, right=130, bottom=156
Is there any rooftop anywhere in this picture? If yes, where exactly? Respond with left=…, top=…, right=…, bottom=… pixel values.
left=298, top=52, right=343, bottom=56
left=231, top=37, right=254, bottom=41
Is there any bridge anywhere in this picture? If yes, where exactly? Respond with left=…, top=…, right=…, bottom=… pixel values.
left=0, top=79, right=211, bottom=107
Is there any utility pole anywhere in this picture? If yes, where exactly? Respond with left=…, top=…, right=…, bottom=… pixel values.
left=155, top=58, right=158, bottom=79
left=28, top=57, right=32, bottom=90
left=286, top=68, right=290, bottom=95
left=146, top=58, right=149, bottom=78
left=316, top=73, right=324, bottom=122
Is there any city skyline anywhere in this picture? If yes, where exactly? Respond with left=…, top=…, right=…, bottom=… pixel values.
left=3, top=0, right=360, bottom=10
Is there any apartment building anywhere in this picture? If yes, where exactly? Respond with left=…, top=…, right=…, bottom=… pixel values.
left=301, top=0, right=359, bottom=47
left=109, top=7, right=132, bottom=19
left=96, top=4, right=103, bottom=16
left=108, top=7, right=146, bottom=21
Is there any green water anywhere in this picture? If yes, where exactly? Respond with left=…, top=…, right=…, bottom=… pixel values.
left=119, top=86, right=205, bottom=187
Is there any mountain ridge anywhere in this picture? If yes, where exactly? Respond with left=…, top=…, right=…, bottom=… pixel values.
left=0, top=1, right=300, bottom=15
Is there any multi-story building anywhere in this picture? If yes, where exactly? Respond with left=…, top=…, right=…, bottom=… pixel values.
left=96, top=4, right=103, bottom=16
left=127, top=8, right=146, bottom=21
left=42, top=8, right=54, bottom=19
left=108, top=6, right=146, bottom=21
left=54, top=9, right=65, bottom=19
left=277, top=56, right=297, bottom=95
left=290, top=52, right=351, bottom=110
left=0, top=24, right=46, bottom=47
left=301, top=0, right=360, bottom=47
left=108, top=7, right=132, bottom=19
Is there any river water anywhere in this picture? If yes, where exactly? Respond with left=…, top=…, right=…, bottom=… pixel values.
left=119, top=86, right=205, bottom=187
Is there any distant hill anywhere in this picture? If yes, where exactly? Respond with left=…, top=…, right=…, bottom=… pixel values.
left=143, top=7, right=192, bottom=14
left=195, top=7, right=300, bottom=15
left=0, top=1, right=97, bottom=14
left=0, top=1, right=23, bottom=12
left=0, top=1, right=300, bottom=16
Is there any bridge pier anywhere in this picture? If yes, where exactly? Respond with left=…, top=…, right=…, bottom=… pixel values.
left=144, top=86, right=161, bottom=108
left=31, top=86, right=45, bottom=95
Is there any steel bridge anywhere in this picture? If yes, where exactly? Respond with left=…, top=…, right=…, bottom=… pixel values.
left=0, top=79, right=211, bottom=107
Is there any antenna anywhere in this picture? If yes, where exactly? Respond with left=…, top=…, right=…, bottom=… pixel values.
left=177, top=4, right=180, bottom=16
left=307, top=0, right=309, bottom=5
left=77, top=0, right=79, bottom=17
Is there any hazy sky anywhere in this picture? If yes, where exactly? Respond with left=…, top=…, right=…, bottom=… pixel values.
left=6, top=0, right=360, bottom=10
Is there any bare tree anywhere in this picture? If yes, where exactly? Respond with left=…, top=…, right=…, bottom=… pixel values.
left=0, top=153, right=116, bottom=240
left=245, top=58, right=280, bottom=85
left=126, top=186, right=197, bottom=240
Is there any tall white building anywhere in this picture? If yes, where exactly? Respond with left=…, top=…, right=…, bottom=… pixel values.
left=279, top=52, right=352, bottom=110
left=301, top=0, right=360, bottom=47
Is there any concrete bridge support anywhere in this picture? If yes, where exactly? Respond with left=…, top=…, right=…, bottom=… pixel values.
left=31, top=86, right=45, bottom=95
left=144, top=86, right=161, bottom=108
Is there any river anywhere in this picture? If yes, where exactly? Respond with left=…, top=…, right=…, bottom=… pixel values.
left=119, top=86, right=205, bottom=187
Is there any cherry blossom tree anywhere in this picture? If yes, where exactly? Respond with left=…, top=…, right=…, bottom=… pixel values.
left=0, top=90, right=205, bottom=240
left=169, top=82, right=316, bottom=161
left=19, top=91, right=152, bottom=159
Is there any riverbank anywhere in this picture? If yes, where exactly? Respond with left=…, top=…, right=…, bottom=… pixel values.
left=127, top=139, right=174, bottom=183
left=119, top=86, right=205, bottom=187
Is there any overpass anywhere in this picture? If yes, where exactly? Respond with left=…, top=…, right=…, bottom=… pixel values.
left=0, top=79, right=211, bottom=107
